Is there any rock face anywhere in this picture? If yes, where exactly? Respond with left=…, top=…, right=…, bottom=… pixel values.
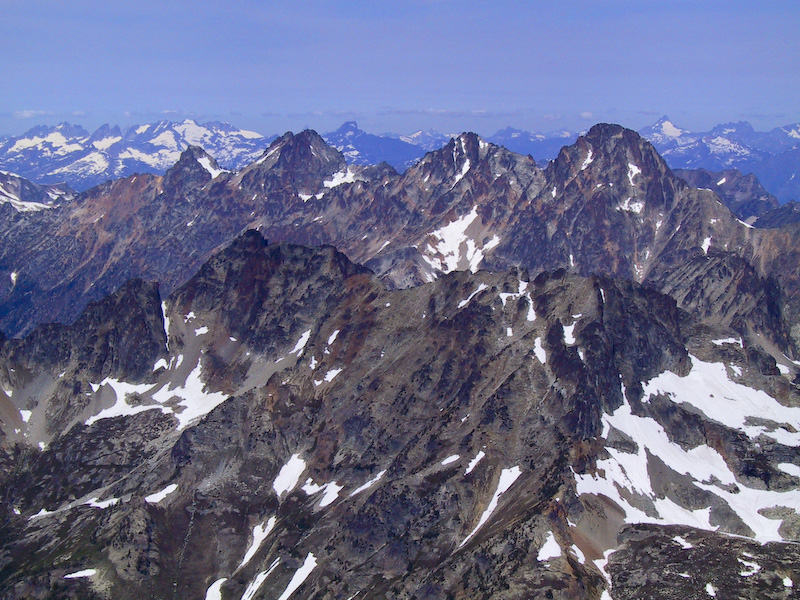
left=1, top=232, right=799, bottom=599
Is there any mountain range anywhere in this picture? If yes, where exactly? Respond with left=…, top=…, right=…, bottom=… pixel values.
left=0, top=120, right=276, bottom=191
left=640, top=116, right=800, bottom=203
left=2, top=116, right=798, bottom=206
left=1, top=122, right=799, bottom=598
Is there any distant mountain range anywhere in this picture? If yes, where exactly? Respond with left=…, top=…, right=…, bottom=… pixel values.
left=0, top=120, right=582, bottom=192
left=639, top=116, right=800, bottom=203
left=0, top=120, right=276, bottom=191
left=1, top=116, right=798, bottom=202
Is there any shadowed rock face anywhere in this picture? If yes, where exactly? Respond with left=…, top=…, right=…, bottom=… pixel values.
left=1, top=233, right=799, bottom=599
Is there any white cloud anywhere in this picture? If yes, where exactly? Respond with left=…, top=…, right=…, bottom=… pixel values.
left=580, top=111, right=594, bottom=120
left=13, top=109, right=53, bottom=119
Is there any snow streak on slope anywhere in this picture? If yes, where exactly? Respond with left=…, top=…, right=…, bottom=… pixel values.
left=277, top=553, right=317, bottom=600
left=238, top=516, right=276, bottom=569
left=460, top=466, right=522, bottom=547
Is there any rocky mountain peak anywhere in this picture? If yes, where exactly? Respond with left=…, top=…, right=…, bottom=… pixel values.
left=322, top=122, right=426, bottom=172
left=418, top=132, right=493, bottom=182
left=336, top=121, right=360, bottom=135
left=550, top=124, right=673, bottom=198
left=87, top=123, right=122, bottom=141
left=652, top=115, right=684, bottom=134
left=251, top=130, right=346, bottom=178
left=161, top=145, right=225, bottom=189
left=710, top=121, right=756, bottom=136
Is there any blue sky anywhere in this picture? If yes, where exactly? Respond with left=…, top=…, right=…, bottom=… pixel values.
left=2, top=0, right=798, bottom=137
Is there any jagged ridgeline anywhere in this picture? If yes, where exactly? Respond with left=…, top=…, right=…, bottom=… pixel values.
left=0, top=125, right=799, bottom=599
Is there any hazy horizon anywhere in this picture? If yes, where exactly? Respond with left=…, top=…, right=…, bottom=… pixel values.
left=3, top=1, right=798, bottom=138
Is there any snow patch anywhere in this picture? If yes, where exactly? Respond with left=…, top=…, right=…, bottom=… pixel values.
left=570, top=544, right=585, bottom=563
left=643, top=355, right=800, bottom=446
left=534, top=338, right=546, bottom=364
left=289, top=329, right=312, bottom=356
left=739, top=558, right=761, bottom=577
left=145, top=483, right=178, bottom=504
left=241, top=558, right=281, bottom=600
left=273, top=454, right=306, bottom=497
left=458, top=283, right=488, bottom=308
left=627, top=163, right=641, bottom=186
left=204, top=578, right=227, bottom=600
left=465, top=451, right=486, bottom=475
left=64, top=569, right=96, bottom=579
left=301, top=479, right=343, bottom=507
left=151, top=362, right=228, bottom=431
left=86, top=378, right=170, bottom=426
left=618, top=197, right=644, bottom=214
left=563, top=323, right=576, bottom=345
left=84, top=495, right=120, bottom=509
left=673, top=535, right=693, bottom=549
left=441, top=455, right=460, bottom=466
left=324, top=168, right=356, bottom=188
left=537, top=531, right=561, bottom=561
left=660, top=120, right=684, bottom=137
left=314, top=368, right=342, bottom=386
left=779, top=463, right=800, bottom=478
left=578, top=367, right=800, bottom=542
left=422, top=206, right=497, bottom=274
left=580, top=149, right=594, bottom=171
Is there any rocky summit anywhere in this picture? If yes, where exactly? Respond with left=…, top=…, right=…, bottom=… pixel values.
left=0, top=123, right=799, bottom=599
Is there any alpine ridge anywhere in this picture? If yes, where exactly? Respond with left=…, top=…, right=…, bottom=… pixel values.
left=2, top=124, right=799, bottom=357
left=1, top=122, right=799, bottom=599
